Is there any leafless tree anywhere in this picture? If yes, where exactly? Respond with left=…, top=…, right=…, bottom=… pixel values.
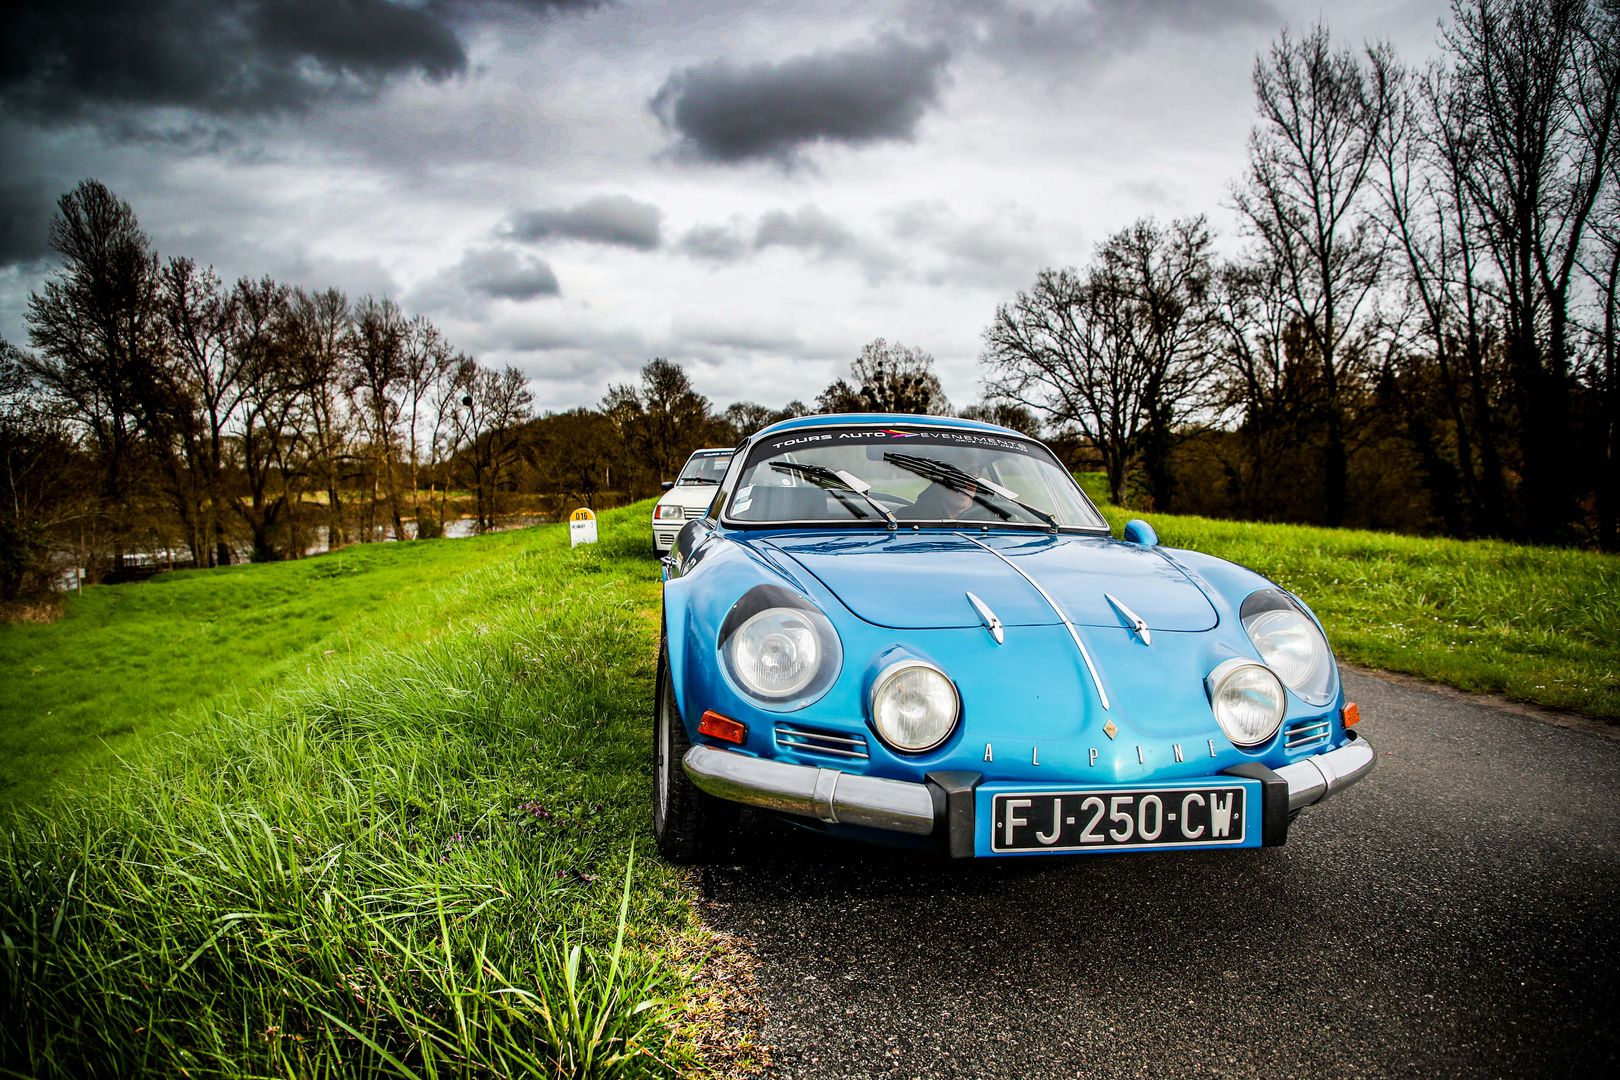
left=451, top=360, right=535, bottom=530
left=283, top=287, right=354, bottom=548
left=228, top=277, right=304, bottom=561
left=346, top=297, right=408, bottom=539
left=22, top=180, right=164, bottom=573
left=397, top=315, right=457, bottom=533
left=1089, top=217, right=1219, bottom=510
left=1443, top=0, right=1620, bottom=538
left=159, top=257, right=246, bottom=565
left=1232, top=25, right=1392, bottom=525
left=981, top=219, right=1218, bottom=507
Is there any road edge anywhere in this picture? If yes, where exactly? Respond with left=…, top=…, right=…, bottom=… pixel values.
left=1343, top=662, right=1620, bottom=743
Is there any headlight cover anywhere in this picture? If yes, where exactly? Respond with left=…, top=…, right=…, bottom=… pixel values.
left=1240, top=589, right=1336, bottom=705
left=1206, top=658, right=1286, bottom=746
left=870, top=660, right=959, bottom=753
left=654, top=503, right=685, bottom=521
left=722, top=603, right=841, bottom=710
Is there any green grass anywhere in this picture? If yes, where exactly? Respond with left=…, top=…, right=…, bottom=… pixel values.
left=0, top=507, right=742, bottom=1077
left=0, top=530, right=540, bottom=802
left=1079, top=474, right=1620, bottom=720
left=5, top=482, right=1616, bottom=1075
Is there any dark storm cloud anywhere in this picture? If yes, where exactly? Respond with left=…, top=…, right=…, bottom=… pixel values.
left=409, top=246, right=560, bottom=320
left=649, top=36, right=951, bottom=166
left=0, top=0, right=466, bottom=125
left=456, top=248, right=561, bottom=301
left=506, top=195, right=663, bottom=250
left=0, top=179, right=61, bottom=266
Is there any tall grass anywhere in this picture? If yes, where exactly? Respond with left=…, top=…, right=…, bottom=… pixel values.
left=1, top=508, right=708, bottom=1077
left=1, top=528, right=542, bottom=801
left=1081, top=475, right=1620, bottom=719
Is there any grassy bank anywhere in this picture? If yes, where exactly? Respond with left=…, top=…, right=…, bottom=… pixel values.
left=1, top=506, right=742, bottom=1077
left=1, top=529, right=543, bottom=802
left=1079, top=475, right=1620, bottom=720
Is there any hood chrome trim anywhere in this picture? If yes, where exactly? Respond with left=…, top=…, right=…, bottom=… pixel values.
left=959, top=534, right=1110, bottom=711
left=964, top=591, right=1004, bottom=644
left=1104, top=592, right=1152, bottom=645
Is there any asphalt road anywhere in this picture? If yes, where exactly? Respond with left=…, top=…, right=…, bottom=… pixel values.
left=700, top=669, right=1620, bottom=1078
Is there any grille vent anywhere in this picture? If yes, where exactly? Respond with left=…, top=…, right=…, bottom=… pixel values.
left=1283, top=717, right=1331, bottom=751
left=774, top=723, right=870, bottom=760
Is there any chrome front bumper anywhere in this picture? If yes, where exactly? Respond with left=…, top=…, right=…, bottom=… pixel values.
left=1274, top=733, right=1377, bottom=812
left=683, top=744, right=937, bottom=835
left=682, top=732, right=1376, bottom=841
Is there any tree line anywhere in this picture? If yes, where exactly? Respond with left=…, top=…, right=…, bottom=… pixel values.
left=0, top=180, right=543, bottom=596
left=5, top=0, right=1615, bottom=603
left=984, top=0, right=1619, bottom=548
left=0, top=182, right=980, bottom=599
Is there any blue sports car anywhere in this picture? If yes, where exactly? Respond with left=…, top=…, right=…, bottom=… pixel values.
left=653, top=413, right=1374, bottom=862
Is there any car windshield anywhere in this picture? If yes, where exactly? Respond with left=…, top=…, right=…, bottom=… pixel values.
left=725, top=426, right=1107, bottom=529
left=676, top=452, right=732, bottom=485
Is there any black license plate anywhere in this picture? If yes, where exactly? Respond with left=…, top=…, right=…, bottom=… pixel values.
left=991, top=786, right=1247, bottom=853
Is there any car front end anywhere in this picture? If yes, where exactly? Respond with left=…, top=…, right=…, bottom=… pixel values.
left=654, top=415, right=1374, bottom=862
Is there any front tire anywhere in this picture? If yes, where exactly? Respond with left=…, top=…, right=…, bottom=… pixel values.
left=652, top=641, right=735, bottom=863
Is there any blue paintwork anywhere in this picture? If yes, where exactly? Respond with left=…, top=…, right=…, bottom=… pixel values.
left=662, top=414, right=1352, bottom=857
left=1123, top=518, right=1159, bottom=547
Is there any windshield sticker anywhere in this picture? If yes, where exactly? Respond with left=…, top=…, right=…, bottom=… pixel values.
left=756, top=428, right=1032, bottom=455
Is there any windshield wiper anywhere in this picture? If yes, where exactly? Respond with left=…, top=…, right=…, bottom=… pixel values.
left=882, top=453, right=1058, bottom=530
left=769, top=461, right=898, bottom=529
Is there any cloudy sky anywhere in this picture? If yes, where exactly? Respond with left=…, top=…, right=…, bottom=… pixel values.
left=0, top=0, right=1450, bottom=413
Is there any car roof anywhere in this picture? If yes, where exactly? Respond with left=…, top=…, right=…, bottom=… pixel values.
left=749, top=413, right=1020, bottom=441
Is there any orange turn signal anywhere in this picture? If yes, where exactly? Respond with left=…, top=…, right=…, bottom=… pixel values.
left=698, top=711, right=748, bottom=745
left=1342, top=702, right=1361, bottom=728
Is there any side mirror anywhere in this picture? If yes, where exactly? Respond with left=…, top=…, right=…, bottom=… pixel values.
left=1123, top=519, right=1158, bottom=547
left=660, top=480, right=674, bottom=491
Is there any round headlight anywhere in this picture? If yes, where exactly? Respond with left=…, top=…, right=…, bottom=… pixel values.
left=1207, top=659, right=1286, bottom=746
left=1241, top=592, right=1335, bottom=704
left=726, top=607, right=837, bottom=703
left=871, top=661, right=959, bottom=752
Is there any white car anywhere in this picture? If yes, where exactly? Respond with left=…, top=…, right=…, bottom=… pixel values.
left=652, top=447, right=734, bottom=554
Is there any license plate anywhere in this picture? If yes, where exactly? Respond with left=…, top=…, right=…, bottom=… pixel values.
left=990, top=786, right=1247, bottom=853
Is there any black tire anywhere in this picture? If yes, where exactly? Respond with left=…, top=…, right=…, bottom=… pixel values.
left=652, top=640, right=736, bottom=863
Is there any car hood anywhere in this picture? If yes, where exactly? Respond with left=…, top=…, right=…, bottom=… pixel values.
left=656, top=485, right=720, bottom=512
left=761, top=532, right=1218, bottom=632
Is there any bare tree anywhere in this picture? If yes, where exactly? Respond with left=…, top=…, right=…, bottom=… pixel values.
left=159, top=257, right=248, bottom=565
left=981, top=219, right=1217, bottom=507
left=1444, top=0, right=1620, bottom=539
left=1232, top=25, right=1392, bottom=525
left=1090, top=217, right=1218, bottom=511
left=1, top=342, right=86, bottom=598
left=1580, top=134, right=1620, bottom=550
left=283, top=287, right=353, bottom=549
left=228, top=277, right=303, bottom=561
left=982, top=268, right=1140, bottom=504
left=346, top=297, right=408, bottom=540
left=451, top=360, right=535, bottom=530
left=22, top=180, right=164, bottom=574
left=397, top=315, right=456, bottom=534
